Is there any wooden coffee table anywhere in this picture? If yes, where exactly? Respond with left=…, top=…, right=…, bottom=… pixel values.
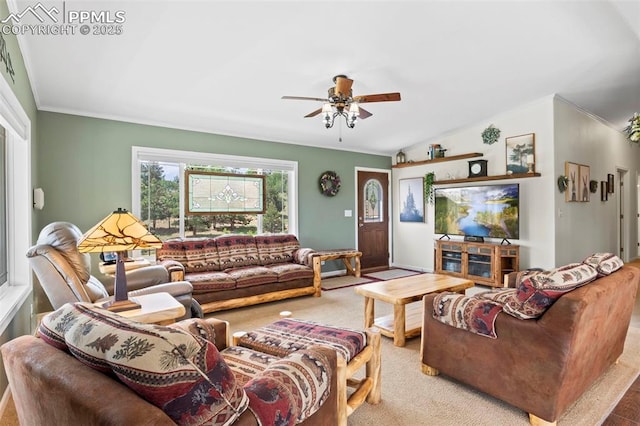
left=354, top=274, right=474, bottom=347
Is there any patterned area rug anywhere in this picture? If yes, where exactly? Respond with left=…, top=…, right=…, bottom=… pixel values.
left=363, top=268, right=421, bottom=281
left=321, top=275, right=373, bottom=291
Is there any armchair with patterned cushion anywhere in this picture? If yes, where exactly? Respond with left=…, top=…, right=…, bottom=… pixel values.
left=1, top=304, right=338, bottom=426
left=27, top=222, right=202, bottom=319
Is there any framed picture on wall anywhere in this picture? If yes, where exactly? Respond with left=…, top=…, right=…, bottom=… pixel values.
left=565, top=161, right=580, bottom=202
left=399, top=177, right=424, bottom=223
left=578, top=164, right=590, bottom=202
left=607, top=173, right=614, bottom=194
left=506, top=133, right=535, bottom=174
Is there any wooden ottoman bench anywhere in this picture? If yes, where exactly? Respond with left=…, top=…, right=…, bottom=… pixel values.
left=233, top=318, right=381, bottom=425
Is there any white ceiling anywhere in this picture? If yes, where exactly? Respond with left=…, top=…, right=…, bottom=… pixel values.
left=10, top=0, right=640, bottom=156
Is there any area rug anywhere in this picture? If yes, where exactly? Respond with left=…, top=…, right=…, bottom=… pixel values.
left=364, top=268, right=421, bottom=281
left=321, top=275, right=373, bottom=291
left=211, top=286, right=640, bottom=426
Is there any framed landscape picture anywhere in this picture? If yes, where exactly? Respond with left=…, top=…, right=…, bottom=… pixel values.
left=505, top=133, right=535, bottom=174
left=399, top=177, right=424, bottom=222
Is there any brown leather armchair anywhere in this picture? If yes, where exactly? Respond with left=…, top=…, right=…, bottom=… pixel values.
left=27, top=222, right=202, bottom=319
left=1, top=317, right=338, bottom=426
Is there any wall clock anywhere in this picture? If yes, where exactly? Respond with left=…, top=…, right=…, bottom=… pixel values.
left=468, top=159, right=488, bottom=178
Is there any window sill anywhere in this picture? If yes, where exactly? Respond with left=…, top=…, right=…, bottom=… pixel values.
left=0, top=285, right=31, bottom=335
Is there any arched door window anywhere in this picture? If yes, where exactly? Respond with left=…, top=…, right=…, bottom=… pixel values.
left=364, top=179, right=383, bottom=223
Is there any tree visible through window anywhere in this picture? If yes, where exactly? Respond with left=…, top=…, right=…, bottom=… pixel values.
left=139, top=160, right=290, bottom=240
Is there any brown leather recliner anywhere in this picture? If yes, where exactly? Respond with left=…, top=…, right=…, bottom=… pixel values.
left=27, top=222, right=202, bottom=319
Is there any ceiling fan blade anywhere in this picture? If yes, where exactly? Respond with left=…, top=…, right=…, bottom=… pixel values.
left=304, top=108, right=323, bottom=118
left=357, top=106, right=373, bottom=119
left=334, top=76, right=354, bottom=97
left=282, top=96, right=328, bottom=102
left=353, top=92, right=401, bottom=103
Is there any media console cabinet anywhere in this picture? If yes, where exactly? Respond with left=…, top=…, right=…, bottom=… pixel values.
left=434, top=240, right=519, bottom=288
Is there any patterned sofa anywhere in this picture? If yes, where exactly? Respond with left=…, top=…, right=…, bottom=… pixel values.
left=2, top=303, right=338, bottom=426
left=157, top=234, right=318, bottom=314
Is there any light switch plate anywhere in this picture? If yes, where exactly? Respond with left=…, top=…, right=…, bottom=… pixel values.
left=344, top=210, right=353, bottom=217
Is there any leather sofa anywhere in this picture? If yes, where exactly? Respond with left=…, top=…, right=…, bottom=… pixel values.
left=1, top=314, right=338, bottom=426
left=420, top=264, right=639, bottom=425
left=157, top=234, right=318, bottom=314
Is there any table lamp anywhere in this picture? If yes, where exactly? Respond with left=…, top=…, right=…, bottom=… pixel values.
left=77, top=208, right=163, bottom=312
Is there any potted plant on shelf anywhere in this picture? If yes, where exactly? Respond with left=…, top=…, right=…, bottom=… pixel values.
left=424, top=172, right=435, bottom=205
left=624, top=113, right=640, bottom=143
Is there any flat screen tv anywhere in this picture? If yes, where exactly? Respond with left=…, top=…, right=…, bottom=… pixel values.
left=434, top=184, right=519, bottom=239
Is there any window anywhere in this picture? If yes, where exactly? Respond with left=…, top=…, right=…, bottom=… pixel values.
left=0, top=69, right=32, bottom=334
left=0, top=126, right=6, bottom=287
left=132, top=147, right=297, bottom=241
left=364, top=179, right=383, bottom=223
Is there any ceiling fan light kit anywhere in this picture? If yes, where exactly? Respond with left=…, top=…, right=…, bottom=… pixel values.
left=283, top=75, right=401, bottom=130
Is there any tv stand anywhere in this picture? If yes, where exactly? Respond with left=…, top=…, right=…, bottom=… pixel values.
left=435, top=240, right=519, bottom=288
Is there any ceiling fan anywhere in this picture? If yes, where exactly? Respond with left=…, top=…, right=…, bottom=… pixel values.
left=282, top=75, right=401, bottom=129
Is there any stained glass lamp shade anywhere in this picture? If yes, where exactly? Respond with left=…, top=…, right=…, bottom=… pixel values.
left=77, top=208, right=163, bottom=312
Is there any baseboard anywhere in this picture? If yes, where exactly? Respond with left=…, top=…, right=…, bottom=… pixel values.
left=321, top=270, right=347, bottom=278
left=389, top=263, right=431, bottom=273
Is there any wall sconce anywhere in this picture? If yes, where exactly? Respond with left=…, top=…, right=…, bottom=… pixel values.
left=33, top=188, right=44, bottom=210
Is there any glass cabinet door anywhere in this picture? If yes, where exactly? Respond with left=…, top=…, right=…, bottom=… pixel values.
left=466, top=245, right=493, bottom=280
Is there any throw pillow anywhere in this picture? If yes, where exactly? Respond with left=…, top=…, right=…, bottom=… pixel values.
left=38, top=303, right=248, bottom=426
left=582, top=252, right=624, bottom=277
left=502, top=263, right=597, bottom=319
left=244, top=348, right=332, bottom=425
left=432, top=293, right=503, bottom=338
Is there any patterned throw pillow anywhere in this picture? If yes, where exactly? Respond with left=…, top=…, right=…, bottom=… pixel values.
left=432, top=292, right=503, bottom=338
left=502, top=263, right=597, bottom=319
left=244, top=348, right=333, bottom=426
left=38, top=303, right=248, bottom=426
left=582, top=253, right=624, bottom=277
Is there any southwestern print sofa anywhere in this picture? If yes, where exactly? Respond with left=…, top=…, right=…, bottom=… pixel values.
left=157, top=234, right=318, bottom=314
left=420, top=254, right=639, bottom=426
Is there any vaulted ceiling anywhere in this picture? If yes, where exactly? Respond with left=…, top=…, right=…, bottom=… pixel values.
left=10, top=0, right=640, bottom=155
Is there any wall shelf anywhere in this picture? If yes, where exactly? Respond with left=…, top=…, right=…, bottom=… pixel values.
left=433, top=172, right=541, bottom=185
left=392, top=152, right=483, bottom=169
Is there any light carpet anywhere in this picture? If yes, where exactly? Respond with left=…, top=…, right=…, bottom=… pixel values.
left=212, top=285, right=640, bottom=426
left=364, top=268, right=421, bottom=281
left=321, top=275, right=373, bottom=291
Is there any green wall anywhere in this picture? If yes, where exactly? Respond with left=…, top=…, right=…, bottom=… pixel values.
left=35, top=112, right=390, bottom=312
left=37, top=112, right=390, bottom=249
